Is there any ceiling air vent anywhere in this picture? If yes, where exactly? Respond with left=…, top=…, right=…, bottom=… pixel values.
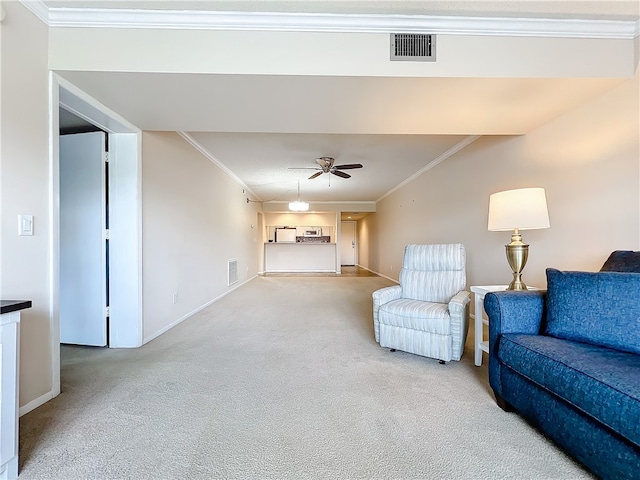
left=390, top=33, right=435, bottom=62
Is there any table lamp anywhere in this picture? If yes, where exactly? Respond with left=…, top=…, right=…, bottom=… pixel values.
left=488, top=187, right=550, bottom=290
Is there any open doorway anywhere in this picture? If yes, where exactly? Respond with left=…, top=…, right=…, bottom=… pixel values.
left=50, top=74, right=143, bottom=398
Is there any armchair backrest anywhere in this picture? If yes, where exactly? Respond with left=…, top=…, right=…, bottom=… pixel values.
left=399, top=244, right=466, bottom=303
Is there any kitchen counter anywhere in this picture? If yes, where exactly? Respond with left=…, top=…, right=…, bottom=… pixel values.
left=1, top=300, right=32, bottom=315
left=264, top=242, right=337, bottom=273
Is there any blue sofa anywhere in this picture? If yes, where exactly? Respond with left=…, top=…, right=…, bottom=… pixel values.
left=484, top=267, right=640, bottom=479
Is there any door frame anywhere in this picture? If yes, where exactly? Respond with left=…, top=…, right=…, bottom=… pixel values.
left=49, top=73, right=143, bottom=398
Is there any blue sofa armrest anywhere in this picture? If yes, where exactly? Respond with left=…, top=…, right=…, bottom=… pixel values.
left=484, top=290, right=547, bottom=401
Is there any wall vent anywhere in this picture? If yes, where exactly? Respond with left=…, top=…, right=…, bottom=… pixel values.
left=390, top=33, right=435, bottom=62
left=227, top=259, right=238, bottom=286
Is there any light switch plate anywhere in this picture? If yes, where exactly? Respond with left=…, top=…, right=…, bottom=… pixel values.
left=18, top=215, right=34, bottom=236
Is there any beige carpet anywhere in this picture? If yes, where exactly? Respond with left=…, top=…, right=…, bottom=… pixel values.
left=18, top=276, right=592, bottom=479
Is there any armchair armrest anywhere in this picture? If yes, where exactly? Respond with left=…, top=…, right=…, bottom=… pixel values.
left=484, top=290, right=547, bottom=398
left=372, top=285, right=402, bottom=342
left=449, top=290, right=471, bottom=361
left=449, top=290, right=470, bottom=315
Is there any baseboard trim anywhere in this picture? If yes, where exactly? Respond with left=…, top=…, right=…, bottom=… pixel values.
left=19, top=391, right=54, bottom=417
left=356, top=264, right=375, bottom=274
left=142, top=275, right=257, bottom=345
left=357, top=264, right=398, bottom=284
left=263, top=270, right=338, bottom=273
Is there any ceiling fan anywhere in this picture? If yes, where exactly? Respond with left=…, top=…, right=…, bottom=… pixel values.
left=294, top=157, right=363, bottom=180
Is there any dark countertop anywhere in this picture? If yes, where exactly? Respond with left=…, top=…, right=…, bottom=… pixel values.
left=265, top=242, right=336, bottom=245
left=1, top=300, right=32, bottom=314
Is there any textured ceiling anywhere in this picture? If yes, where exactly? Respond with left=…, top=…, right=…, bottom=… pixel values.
left=185, top=132, right=470, bottom=202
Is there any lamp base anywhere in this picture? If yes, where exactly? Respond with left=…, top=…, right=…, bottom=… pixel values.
left=505, top=231, right=529, bottom=291
left=508, top=276, right=528, bottom=291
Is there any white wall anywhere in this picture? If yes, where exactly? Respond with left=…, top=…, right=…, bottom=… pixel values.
left=0, top=2, right=52, bottom=408
left=262, top=202, right=375, bottom=214
left=361, top=73, right=640, bottom=293
left=357, top=215, right=379, bottom=272
left=141, top=132, right=261, bottom=342
left=49, top=28, right=636, bottom=78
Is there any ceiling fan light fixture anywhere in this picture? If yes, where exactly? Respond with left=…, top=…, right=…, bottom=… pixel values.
left=290, top=157, right=363, bottom=181
left=289, top=180, right=309, bottom=211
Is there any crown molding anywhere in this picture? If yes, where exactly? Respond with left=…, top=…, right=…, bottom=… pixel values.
left=264, top=201, right=377, bottom=208
left=377, top=135, right=481, bottom=204
left=19, top=0, right=639, bottom=39
left=178, top=132, right=260, bottom=200
left=19, top=0, right=50, bottom=24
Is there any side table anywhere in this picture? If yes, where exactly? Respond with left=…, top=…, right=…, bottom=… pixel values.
left=470, top=285, right=540, bottom=367
left=470, top=286, right=508, bottom=367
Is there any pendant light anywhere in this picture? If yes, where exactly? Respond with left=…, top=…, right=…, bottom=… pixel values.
left=289, top=181, right=309, bottom=211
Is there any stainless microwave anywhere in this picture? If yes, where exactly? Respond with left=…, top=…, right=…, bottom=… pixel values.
left=303, top=229, right=322, bottom=237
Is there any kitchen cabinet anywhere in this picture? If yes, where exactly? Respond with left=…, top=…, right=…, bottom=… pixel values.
left=1, top=300, right=31, bottom=480
left=264, top=243, right=337, bottom=272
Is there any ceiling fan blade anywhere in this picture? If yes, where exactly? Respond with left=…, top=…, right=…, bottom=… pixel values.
left=334, top=164, right=363, bottom=170
left=289, top=167, right=320, bottom=170
left=308, top=171, right=323, bottom=179
left=331, top=170, right=351, bottom=179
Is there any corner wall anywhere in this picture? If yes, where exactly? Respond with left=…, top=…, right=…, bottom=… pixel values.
left=141, top=132, right=261, bottom=342
left=362, top=73, right=640, bottom=290
left=0, top=2, right=53, bottom=409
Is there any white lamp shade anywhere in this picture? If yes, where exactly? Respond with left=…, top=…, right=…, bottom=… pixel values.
left=288, top=201, right=309, bottom=212
left=289, top=180, right=309, bottom=211
left=488, top=187, right=550, bottom=231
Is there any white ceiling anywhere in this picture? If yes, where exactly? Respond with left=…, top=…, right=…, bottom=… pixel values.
left=186, top=132, right=470, bottom=202
left=48, top=1, right=639, bottom=204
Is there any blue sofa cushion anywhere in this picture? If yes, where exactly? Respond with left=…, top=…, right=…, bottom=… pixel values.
left=600, top=250, right=640, bottom=273
left=545, top=268, right=640, bottom=354
left=498, top=333, right=640, bottom=448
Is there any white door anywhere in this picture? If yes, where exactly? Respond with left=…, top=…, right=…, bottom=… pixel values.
left=60, top=132, right=108, bottom=346
left=341, top=221, right=357, bottom=266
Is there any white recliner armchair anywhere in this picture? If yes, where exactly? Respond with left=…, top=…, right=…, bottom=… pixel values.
left=372, top=244, right=470, bottom=362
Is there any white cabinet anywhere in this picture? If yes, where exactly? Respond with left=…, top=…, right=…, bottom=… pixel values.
left=1, top=301, right=30, bottom=480
left=264, top=243, right=337, bottom=272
